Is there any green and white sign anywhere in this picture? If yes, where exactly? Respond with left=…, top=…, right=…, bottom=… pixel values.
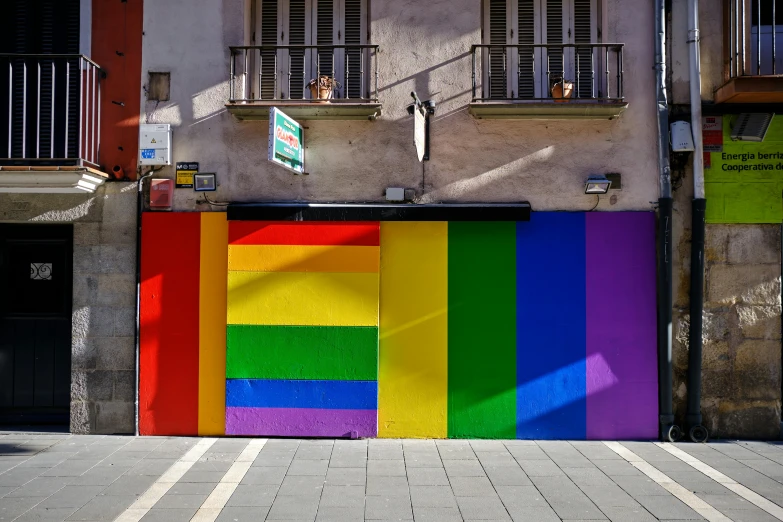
left=268, top=107, right=305, bottom=174
left=705, top=115, right=783, bottom=224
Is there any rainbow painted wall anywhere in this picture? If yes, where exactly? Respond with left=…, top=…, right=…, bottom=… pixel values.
left=140, top=211, right=657, bottom=439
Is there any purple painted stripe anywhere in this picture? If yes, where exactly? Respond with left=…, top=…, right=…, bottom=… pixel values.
left=225, top=407, right=377, bottom=437
left=586, top=212, right=658, bottom=440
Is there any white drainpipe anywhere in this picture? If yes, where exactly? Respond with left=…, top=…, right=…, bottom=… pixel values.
left=688, top=0, right=705, bottom=199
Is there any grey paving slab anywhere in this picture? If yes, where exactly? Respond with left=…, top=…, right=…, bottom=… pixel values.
left=413, top=507, right=464, bottom=521
left=324, top=467, right=365, bottom=486
left=139, top=507, right=199, bottom=522
left=717, top=508, right=781, bottom=522
left=592, top=460, right=643, bottom=477
left=576, top=485, right=639, bottom=508
left=661, top=471, right=734, bottom=495
left=438, top=447, right=477, bottom=461
left=0, top=485, right=16, bottom=497
left=633, top=495, right=704, bottom=520
left=562, top=468, right=615, bottom=487
left=449, top=476, right=497, bottom=497
left=367, top=460, right=406, bottom=477
left=14, top=507, right=79, bottom=522
left=495, top=485, right=550, bottom=509
left=215, top=506, right=271, bottom=522
left=613, top=475, right=670, bottom=496
left=364, top=495, right=413, bottom=520
left=505, top=445, right=550, bottom=460
left=570, top=442, right=623, bottom=461
left=264, top=439, right=301, bottom=451
left=99, top=474, right=157, bottom=496
left=4, top=477, right=73, bottom=497
left=516, top=459, right=565, bottom=477
left=406, top=467, right=450, bottom=486
left=369, top=444, right=403, bottom=461
left=319, top=485, right=365, bottom=507
left=167, top=481, right=217, bottom=495
left=597, top=505, right=658, bottom=522
left=178, top=470, right=226, bottom=483
left=366, top=476, right=409, bottom=496
left=0, top=496, right=44, bottom=521
left=69, top=465, right=132, bottom=486
left=277, top=475, right=326, bottom=497
left=41, top=460, right=102, bottom=477
left=241, top=466, right=288, bottom=485
left=475, top=454, right=518, bottom=468
left=410, top=486, right=459, bottom=508
left=267, top=494, right=320, bottom=520
left=36, top=485, right=107, bottom=509
left=404, top=454, right=443, bottom=468
left=314, top=506, right=365, bottom=522
left=443, top=460, right=486, bottom=477
left=402, top=440, right=437, bottom=451
left=154, top=493, right=210, bottom=509
left=504, top=506, right=562, bottom=522
left=295, top=446, right=333, bottom=461
left=15, top=454, right=73, bottom=468
left=225, top=484, right=279, bottom=507
left=0, top=467, right=44, bottom=487
left=66, top=494, right=137, bottom=521
left=532, top=481, right=606, bottom=520
left=287, top=459, right=329, bottom=476
left=454, top=496, right=511, bottom=521
left=327, top=456, right=367, bottom=468
left=740, top=458, right=783, bottom=481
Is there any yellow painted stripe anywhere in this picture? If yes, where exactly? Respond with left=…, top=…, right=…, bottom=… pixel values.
left=227, top=271, right=379, bottom=326
left=228, top=244, right=379, bottom=273
left=198, top=212, right=228, bottom=436
left=378, top=222, right=448, bottom=438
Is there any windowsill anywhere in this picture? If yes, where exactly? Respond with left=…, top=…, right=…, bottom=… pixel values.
left=469, top=100, right=628, bottom=120
left=714, top=76, right=783, bottom=104
left=226, top=100, right=383, bottom=121
left=0, top=166, right=109, bottom=193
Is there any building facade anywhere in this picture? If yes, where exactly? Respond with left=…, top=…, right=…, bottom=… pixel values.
left=6, top=0, right=778, bottom=441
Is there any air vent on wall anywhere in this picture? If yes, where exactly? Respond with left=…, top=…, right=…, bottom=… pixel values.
left=731, top=113, right=774, bottom=142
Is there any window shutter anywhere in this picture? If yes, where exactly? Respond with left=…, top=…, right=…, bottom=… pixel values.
left=488, top=0, right=507, bottom=99
left=573, top=0, right=593, bottom=97
left=546, top=0, right=564, bottom=83
left=344, top=0, right=363, bottom=98
left=517, top=0, right=535, bottom=98
left=259, top=0, right=278, bottom=99
left=316, top=0, right=334, bottom=79
left=289, top=0, right=306, bottom=99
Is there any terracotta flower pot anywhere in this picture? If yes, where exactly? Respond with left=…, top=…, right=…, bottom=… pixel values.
left=551, top=81, right=574, bottom=102
left=308, top=76, right=335, bottom=103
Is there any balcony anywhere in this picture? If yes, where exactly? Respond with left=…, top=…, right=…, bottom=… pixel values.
left=715, top=0, right=783, bottom=103
left=469, top=43, right=628, bottom=120
left=226, top=45, right=381, bottom=121
left=0, top=54, right=107, bottom=193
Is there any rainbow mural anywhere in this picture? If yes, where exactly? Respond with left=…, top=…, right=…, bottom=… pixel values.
left=140, top=211, right=657, bottom=440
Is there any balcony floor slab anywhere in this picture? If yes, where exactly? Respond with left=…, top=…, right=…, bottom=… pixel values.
left=469, top=101, right=628, bottom=120
left=0, top=166, right=109, bottom=194
left=227, top=101, right=383, bottom=121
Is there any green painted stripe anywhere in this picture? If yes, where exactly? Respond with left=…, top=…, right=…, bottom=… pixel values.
left=226, top=325, right=378, bottom=380
left=447, top=222, right=517, bottom=439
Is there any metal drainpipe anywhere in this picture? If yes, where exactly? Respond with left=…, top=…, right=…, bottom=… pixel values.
left=686, top=0, right=709, bottom=443
left=134, top=170, right=155, bottom=437
left=655, top=0, right=681, bottom=442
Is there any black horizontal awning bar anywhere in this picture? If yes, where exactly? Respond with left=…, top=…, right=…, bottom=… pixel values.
left=227, top=202, right=532, bottom=222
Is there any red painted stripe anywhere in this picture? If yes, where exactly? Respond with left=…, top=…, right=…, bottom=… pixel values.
left=139, top=212, right=201, bottom=436
left=229, top=221, right=380, bottom=246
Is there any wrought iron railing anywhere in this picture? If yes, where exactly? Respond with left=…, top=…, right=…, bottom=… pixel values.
left=229, top=45, right=379, bottom=103
left=470, top=43, right=625, bottom=102
left=727, top=0, right=782, bottom=77
left=0, top=54, right=103, bottom=168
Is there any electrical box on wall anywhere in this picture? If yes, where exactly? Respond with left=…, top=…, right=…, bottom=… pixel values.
left=149, top=179, right=173, bottom=210
left=139, top=124, right=172, bottom=165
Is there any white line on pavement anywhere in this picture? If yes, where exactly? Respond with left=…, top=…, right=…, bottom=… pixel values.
left=191, top=438, right=267, bottom=522
left=114, top=437, right=218, bottom=522
left=656, top=442, right=783, bottom=521
left=603, top=441, right=732, bottom=522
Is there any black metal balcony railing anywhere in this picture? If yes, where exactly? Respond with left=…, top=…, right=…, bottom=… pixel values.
left=470, top=43, right=625, bottom=102
left=0, top=54, right=103, bottom=169
left=229, top=45, right=379, bottom=103
left=727, top=0, right=782, bottom=77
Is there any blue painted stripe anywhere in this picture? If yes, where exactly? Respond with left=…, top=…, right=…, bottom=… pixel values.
left=516, top=213, right=587, bottom=439
left=226, top=379, right=378, bottom=410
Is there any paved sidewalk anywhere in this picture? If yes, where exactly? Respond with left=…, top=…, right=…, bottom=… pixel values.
left=3, top=433, right=783, bottom=521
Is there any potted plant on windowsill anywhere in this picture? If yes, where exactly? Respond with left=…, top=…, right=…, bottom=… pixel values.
left=550, top=76, right=574, bottom=102
left=308, top=75, right=341, bottom=103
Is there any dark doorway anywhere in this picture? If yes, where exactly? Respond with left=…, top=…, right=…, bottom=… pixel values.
left=0, top=224, right=73, bottom=425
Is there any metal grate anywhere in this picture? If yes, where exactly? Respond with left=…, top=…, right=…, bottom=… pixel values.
left=731, top=113, right=774, bottom=141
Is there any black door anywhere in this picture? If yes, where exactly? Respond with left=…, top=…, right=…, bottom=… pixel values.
left=0, top=224, right=73, bottom=425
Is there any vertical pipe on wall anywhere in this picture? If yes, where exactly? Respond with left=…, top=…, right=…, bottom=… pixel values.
left=655, top=0, right=680, bottom=442
left=134, top=170, right=155, bottom=436
left=687, top=0, right=709, bottom=443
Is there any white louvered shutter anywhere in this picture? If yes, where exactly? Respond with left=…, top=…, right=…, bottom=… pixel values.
left=288, top=0, right=307, bottom=99
left=258, top=0, right=279, bottom=99
left=518, top=0, right=536, bottom=98
left=343, top=0, right=364, bottom=98
left=487, top=0, right=509, bottom=99
left=572, top=0, right=594, bottom=97
left=545, top=0, right=565, bottom=85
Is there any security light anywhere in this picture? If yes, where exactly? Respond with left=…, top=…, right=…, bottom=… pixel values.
left=194, top=173, right=217, bottom=192
left=585, top=175, right=612, bottom=195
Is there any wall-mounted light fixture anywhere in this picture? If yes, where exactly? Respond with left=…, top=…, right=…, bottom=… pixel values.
left=585, top=175, right=612, bottom=195
left=731, top=113, right=774, bottom=142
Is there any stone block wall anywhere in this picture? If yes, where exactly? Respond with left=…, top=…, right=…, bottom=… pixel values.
left=673, top=221, right=782, bottom=439
left=0, top=182, right=137, bottom=434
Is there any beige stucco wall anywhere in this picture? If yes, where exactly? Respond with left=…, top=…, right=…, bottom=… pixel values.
left=140, top=0, right=659, bottom=211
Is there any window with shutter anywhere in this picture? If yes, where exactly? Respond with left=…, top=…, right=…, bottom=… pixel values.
left=483, top=0, right=599, bottom=100
left=253, top=0, right=368, bottom=100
